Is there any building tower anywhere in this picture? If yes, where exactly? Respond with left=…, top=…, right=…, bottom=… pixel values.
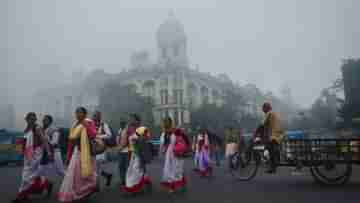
left=156, top=12, right=188, bottom=68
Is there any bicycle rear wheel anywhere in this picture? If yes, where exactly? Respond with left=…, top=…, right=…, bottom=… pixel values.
left=230, top=149, right=260, bottom=181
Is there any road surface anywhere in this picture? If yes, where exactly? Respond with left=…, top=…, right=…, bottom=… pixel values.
left=1, top=158, right=359, bottom=203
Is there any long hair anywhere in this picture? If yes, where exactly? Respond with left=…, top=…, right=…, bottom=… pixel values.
left=75, top=106, right=88, bottom=115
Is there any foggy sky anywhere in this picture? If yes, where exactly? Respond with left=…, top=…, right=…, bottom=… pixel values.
left=2, top=0, right=360, bottom=107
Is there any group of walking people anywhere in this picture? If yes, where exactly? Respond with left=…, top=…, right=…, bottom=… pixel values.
left=12, top=102, right=282, bottom=203
left=13, top=107, right=195, bottom=202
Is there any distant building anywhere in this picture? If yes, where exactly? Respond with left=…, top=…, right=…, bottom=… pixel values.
left=32, top=14, right=231, bottom=126
left=32, top=13, right=295, bottom=127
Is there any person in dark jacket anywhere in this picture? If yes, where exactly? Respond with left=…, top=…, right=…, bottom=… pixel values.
left=208, top=130, right=223, bottom=166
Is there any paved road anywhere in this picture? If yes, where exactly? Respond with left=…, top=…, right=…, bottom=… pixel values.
left=1, top=158, right=360, bottom=203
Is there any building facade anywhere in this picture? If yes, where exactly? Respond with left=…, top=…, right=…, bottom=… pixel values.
left=32, top=14, right=272, bottom=127
left=113, top=14, right=230, bottom=125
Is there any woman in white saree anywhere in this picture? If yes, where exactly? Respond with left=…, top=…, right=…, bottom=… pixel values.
left=122, top=126, right=152, bottom=194
left=160, top=118, right=188, bottom=193
left=57, top=107, right=98, bottom=203
left=13, top=112, right=53, bottom=203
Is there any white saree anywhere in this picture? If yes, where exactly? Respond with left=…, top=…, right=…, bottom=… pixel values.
left=160, top=132, right=186, bottom=191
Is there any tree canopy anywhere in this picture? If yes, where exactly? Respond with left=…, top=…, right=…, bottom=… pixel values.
left=98, top=81, right=154, bottom=131
left=339, top=58, right=360, bottom=127
left=190, top=86, right=262, bottom=135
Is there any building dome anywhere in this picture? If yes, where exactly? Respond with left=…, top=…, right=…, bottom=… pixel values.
left=157, top=13, right=186, bottom=47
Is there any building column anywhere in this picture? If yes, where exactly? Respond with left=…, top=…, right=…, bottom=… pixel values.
left=155, top=79, right=161, bottom=105
left=178, top=109, right=182, bottom=126
left=168, top=74, right=174, bottom=104
left=168, top=109, right=174, bottom=121
left=183, top=110, right=190, bottom=124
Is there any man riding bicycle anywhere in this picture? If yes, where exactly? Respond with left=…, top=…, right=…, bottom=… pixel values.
left=253, top=102, right=284, bottom=173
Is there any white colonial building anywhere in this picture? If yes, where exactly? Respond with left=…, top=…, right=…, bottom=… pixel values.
left=33, top=14, right=268, bottom=127
left=112, top=14, right=228, bottom=125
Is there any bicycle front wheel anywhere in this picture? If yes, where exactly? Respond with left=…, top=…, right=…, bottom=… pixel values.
left=230, top=149, right=260, bottom=181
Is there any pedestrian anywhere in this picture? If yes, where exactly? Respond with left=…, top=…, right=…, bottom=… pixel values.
left=122, top=122, right=152, bottom=194
left=93, top=111, right=113, bottom=187
left=58, top=107, right=98, bottom=202
left=225, top=127, right=240, bottom=170
left=208, top=130, right=223, bottom=167
left=192, top=132, right=199, bottom=171
left=116, top=120, right=129, bottom=187
left=42, top=114, right=65, bottom=177
left=194, top=129, right=212, bottom=177
left=160, top=117, right=189, bottom=193
left=12, top=112, right=53, bottom=203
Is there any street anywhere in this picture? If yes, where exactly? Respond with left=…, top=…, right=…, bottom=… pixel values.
left=1, top=158, right=359, bottom=203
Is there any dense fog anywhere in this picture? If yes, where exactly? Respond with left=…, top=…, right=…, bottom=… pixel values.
left=1, top=0, right=360, bottom=129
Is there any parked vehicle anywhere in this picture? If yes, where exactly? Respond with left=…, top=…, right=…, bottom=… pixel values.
left=0, top=129, right=24, bottom=165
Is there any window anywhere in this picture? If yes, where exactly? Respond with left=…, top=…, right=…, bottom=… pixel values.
left=161, top=90, right=169, bottom=105
left=187, top=84, right=196, bottom=107
left=180, top=111, right=184, bottom=124
left=174, top=110, right=179, bottom=126
left=179, top=90, right=183, bottom=105
left=165, top=90, right=168, bottom=104
left=173, top=89, right=183, bottom=105
left=162, top=111, right=166, bottom=119
left=173, top=90, right=177, bottom=104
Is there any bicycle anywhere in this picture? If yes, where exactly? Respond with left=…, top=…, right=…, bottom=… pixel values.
left=229, top=137, right=269, bottom=180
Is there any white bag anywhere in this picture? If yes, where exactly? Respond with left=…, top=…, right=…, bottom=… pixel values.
left=225, top=143, right=238, bottom=158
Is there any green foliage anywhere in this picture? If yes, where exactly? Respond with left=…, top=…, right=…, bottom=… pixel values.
left=190, top=88, right=261, bottom=134
left=98, top=81, right=155, bottom=131
left=310, top=98, right=336, bottom=129
left=339, top=58, right=360, bottom=128
left=191, top=103, right=236, bottom=132
left=239, top=114, right=262, bottom=130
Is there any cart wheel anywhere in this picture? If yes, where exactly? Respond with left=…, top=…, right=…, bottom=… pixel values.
left=310, top=167, right=323, bottom=184
left=230, top=148, right=260, bottom=181
left=310, top=157, right=352, bottom=185
left=311, top=166, right=351, bottom=185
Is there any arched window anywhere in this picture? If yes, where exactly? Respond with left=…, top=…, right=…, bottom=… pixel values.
left=173, top=89, right=184, bottom=105
left=160, top=89, right=169, bottom=105
left=187, top=83, right=197, bottom=107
